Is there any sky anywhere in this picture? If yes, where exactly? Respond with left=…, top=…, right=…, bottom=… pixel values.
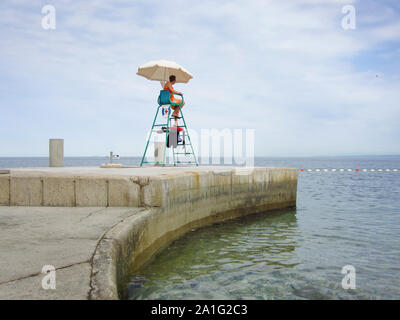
left=0, top=0, right=399, bottom=157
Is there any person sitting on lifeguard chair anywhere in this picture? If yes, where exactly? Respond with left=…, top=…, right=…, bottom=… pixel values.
left=164, top=75, right=185, bottom=119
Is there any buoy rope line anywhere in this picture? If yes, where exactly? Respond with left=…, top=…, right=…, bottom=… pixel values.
left=299, top=168, right=399, bottom=172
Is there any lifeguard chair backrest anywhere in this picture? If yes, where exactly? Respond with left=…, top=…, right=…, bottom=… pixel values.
left=158, top=90, right=171, bottom=105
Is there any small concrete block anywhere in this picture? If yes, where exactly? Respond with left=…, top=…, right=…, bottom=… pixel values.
left=10, top=177, right=42, bottom=206
left=108, top=178, right=140, bottom=207
left=0, top=175, right=10, bottom=206
left=75, top=178, right=107, bottom=207
left=43, top=177, right=75, bottom=206
left=49, top=139, right=64, bottom=167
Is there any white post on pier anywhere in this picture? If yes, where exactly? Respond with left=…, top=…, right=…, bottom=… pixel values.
left=49, top=139, right=64, bottom=167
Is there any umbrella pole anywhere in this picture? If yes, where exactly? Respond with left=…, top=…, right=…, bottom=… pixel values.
left=160, top=68, right=167, bottom=88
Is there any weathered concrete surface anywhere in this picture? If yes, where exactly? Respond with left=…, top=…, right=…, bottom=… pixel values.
left=0, top=174, right=9, bottom=206
left=0, top=166, right=298, bottom=300
left=89, top=167, right=298, bottom=299
left=0, top=263, right=91, bottom=300
left=0, top=206, right=144, bottom=299
left=0, top=166, right=297, bottom=208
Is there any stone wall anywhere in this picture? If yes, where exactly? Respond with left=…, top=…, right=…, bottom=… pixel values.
left=88, top=167, right=298, bottom=299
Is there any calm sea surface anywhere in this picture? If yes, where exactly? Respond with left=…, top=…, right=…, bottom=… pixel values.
left=1, top=156, right=400, bottom=299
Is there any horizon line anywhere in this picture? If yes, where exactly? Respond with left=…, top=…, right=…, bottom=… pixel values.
left=1, top=154, right=400, bottom=158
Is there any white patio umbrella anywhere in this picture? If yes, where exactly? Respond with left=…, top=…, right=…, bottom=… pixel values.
left=136, top=60, right=193, bottom=87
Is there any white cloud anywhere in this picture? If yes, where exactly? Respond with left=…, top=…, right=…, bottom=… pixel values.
left=0, top=0, right=399, bottom=156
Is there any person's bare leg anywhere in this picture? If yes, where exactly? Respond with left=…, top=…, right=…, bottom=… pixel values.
left=172, top=102, right=184, bottom=117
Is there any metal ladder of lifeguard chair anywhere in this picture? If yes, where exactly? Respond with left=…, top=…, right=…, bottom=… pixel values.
left=140, top=91, right=198, bottom=167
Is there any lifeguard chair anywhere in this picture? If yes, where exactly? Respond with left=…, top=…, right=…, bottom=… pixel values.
left=140, top=90, right=198, bottom=166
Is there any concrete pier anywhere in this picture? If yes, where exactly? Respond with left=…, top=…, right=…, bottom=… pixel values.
left=0, top=206, right=143, bottom=299
left=0, top=166, right=298, bottom=299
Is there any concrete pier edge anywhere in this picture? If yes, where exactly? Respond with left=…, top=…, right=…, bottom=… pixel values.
left=0, top=166, right=298, bottom=299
